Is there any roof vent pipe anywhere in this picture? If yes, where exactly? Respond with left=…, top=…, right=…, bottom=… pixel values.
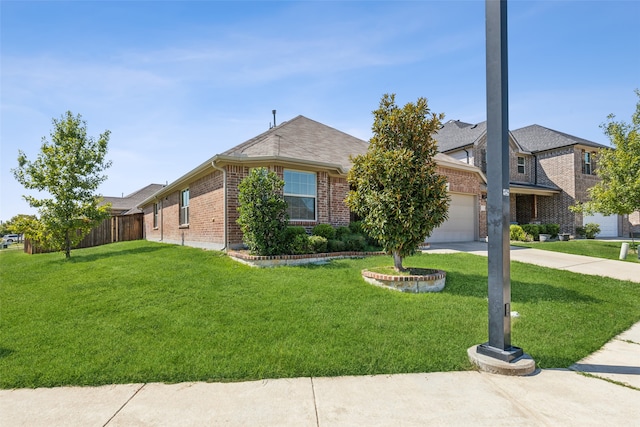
left=272, top=110, right=277, bottom=127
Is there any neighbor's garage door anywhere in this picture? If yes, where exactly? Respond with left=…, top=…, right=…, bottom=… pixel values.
left=427, top=194, right=476, bottom=243
left=583, top=213, right=619, bottom=237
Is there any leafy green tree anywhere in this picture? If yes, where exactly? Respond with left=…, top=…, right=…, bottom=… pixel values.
left=12, top=111, right=112, bottom=258
left=0, top=214, right=38, bottom=236
left=236, top=167, right=289, bottom=255
left=346, top=94, right=449, bottom=271
left=572, top=90, right=640, bottom=240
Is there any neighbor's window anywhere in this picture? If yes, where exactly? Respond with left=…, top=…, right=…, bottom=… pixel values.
left=582, top=151, right=594, bottom=175
left=284, top=170, right=316, bottom=221
left=517, top=156, right=525, bottom=174
left=153, top=203, right=159, bottom=228
left=179, top=188, right=190, bottom=225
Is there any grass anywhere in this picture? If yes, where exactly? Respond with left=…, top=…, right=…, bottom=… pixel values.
left=511, top=239, right=640, bottom=262
left=1, top=240, right=639, bottom=389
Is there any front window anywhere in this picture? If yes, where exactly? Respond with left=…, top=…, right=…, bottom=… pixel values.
left=517, top=156, right=525, bottom=174
left=153, top=203, right=159, bottom=228
left=179, top=188, right=190, bottom=225
left=284, top=170, right=316, bottom=221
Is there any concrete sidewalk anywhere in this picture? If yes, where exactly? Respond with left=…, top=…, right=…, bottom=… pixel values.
left=427, top=240, right=640, bottom=283
left=2, top=242, right=639, bottom=426
left=2, top=322, right=639, bottom=426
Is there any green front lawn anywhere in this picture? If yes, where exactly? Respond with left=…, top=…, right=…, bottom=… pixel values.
left=1, top=240, right=639, bottom=389
left=511, top=239, right=640, bottom=262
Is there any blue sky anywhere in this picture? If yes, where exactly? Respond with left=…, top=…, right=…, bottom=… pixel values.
left=1, top=0, right=639, bottom=221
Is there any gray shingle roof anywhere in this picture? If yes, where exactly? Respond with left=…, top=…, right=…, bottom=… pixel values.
left=511, top=124, right=609, bottom=152
left=436, top=120, right=608, bottom=153
left=222, top=115, right=369, bottom=170
left=102, top=183, right=165, bottom=214
left=435, top=120, right=487, bottom=152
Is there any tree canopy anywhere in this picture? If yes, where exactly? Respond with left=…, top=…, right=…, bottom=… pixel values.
left=575, top=90, right=640, bottom=218
left=0, top=214, right=38, bottom=237
left=346, top=94, right=449, bottom=271
left=12, top=111, right=112, bottom=258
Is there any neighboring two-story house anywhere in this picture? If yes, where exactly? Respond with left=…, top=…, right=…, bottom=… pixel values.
left=436, top=119, right=637, bottom=237
left=138, top=115, right=487, bottom=250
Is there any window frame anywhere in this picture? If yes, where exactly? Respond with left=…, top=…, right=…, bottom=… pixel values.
left=179, top=188, right=190, bottom=226
left=582, top=150, right=593, bottom=175
left=517, top=156, right=525, bottom=174
left=283, top=169, right=317, bottom=221
left=153, top=202, right=159, bottom=229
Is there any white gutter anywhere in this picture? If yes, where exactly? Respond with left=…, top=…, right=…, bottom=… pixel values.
left=211, top=161, right=227, bottom=250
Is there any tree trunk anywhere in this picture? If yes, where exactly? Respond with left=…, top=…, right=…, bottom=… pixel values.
left=392, top=251, right=405, bottom=272
left=65, top=229, right=71, bottom=259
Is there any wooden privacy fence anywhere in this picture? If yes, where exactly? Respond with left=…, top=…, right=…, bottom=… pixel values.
left=25, top=214, right=144, bottom=254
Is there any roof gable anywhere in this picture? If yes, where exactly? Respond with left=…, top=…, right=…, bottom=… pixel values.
left=222, top=115, right=369, bottom=171
left=511, top=125, right=608, bottom=152
left=435, top=120, right=487, bottom=152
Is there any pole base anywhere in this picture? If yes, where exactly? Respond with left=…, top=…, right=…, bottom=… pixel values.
left=476, top=343, right=524, bottom=362
left=468, top=346, right=536, bottom=376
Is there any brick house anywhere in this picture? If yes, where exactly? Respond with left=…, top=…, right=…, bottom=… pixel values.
left=138, top=115, right=486, bottom=249
left=436, top=120, right=639, bottom=237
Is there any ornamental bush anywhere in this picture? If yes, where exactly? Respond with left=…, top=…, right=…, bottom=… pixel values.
left=308, top=235, right=328, bottom=253
left=342, top=234, right=366, bottom=251
left=335, top=226, right=351, bottom=240
left=237, top=168, right=289, bottom=255
left=521, top=224, right=540, bottom=241
left=284, top=226, right=309, bottom=254
left=584, top=223, right=601, bottom=239
left=327, top=239, right=346, bottom=252
left=545, top=223, right=560, bottom=238
left=312, top=223, right=336, bottom=240
left=510, top=225, right=528, bottom=242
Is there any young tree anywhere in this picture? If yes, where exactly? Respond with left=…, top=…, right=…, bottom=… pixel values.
left=236, top=167, right=289, bottom=255
left=573, top=90, right=640, bottom=237
left=12, top=111, right=112, bottom=258
left=346, top=94, right=449, bottom=271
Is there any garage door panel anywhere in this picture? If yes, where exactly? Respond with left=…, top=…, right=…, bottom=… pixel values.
left=427, top=194, right=476, bottom=243
left=583, top=213, right=618, bottom=237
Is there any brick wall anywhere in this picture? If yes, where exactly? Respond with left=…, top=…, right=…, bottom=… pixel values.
left=329, top=176, right=351, bottom=227
left=225, top=164, right=251, bottom=247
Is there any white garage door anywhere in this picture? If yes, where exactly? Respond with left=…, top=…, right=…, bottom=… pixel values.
left=583, top=213, right=618, bottom=237
left=426, top=194, right=476, bottom=243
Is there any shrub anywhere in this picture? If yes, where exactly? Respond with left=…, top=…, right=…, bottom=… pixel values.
left=348, top=221, right=363, bottom=235
left=290, top=234, right=311, bottom=254
left=283, top=227, right=308, bottom=254
left=327, top=239, right=346, bottom=252
left=538, top=224, right=548, bottom=235
left=510, top=225, right=527, bottom=242
left=335, top=226, right=351, bottom=240
left=237, top=168, right=289, bottom=255
left=312, top=224, right=336, bottom=240
left=545, top=223, right=560, bottom=238
left=308, top=235, right=328, bottom=253
left=584, top=223, right=601, bottom=239
left=521, top=224, right=540, bottom=241
left=576, top=226, right=586, bottom=238
left=342, top=234, right=366, bottom=251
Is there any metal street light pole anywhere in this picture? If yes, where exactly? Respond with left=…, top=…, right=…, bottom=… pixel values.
left=476, top=0, right=524, bottom=362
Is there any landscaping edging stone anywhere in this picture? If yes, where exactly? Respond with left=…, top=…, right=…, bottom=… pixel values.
left=361, top=269, right=447, bottom=293
left=227, top=250, right=385, bottom=268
